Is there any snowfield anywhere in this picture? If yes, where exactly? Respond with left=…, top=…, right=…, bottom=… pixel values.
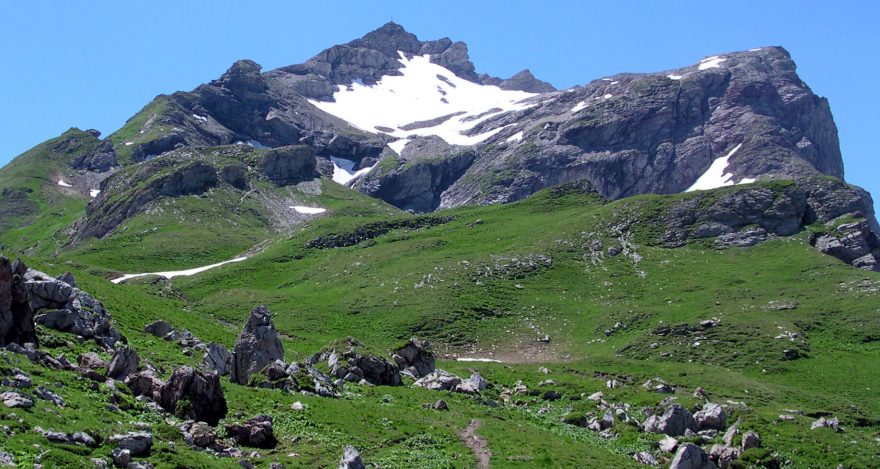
left=291, top=206, right=327, bottom=214
left=331, top=156, right=377, bottom=185
left=685, top=143, right=756, bottom=192
left=56, top=180, right=72, bottom=187
left=111, top=257, right=248, bottom=284
left=310, top=52, right=537, bottom=147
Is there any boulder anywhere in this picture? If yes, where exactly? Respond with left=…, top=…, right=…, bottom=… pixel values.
left=182, top=421, right=217, bottom=448
left=107, top=347, right=139, bottom=380
left=204, top=342, right=232, bottom=375
left=159, top=366, right=227, bottom=425
left=455, top=373, right=489, bottom=394
left=648, top=404, right=697, bottom=437
left=143, top=320, right=174, bottom=338
left=709, top=444, right=741, bottom=469
left=109, top=431, right=152, bottom=457
left=659, top=435, right=679, bottom=453
left=633, top=451, right=659, bottom=466
left=111, top=448, right=131, bottom=467
left=225, top=415, right=276, bottom=448
left=391, top=338, right=436, bottom=377
left=1, top=391, right=34, bottom=408
left=124, top=370, right=166, bottom=401
left=694, top=403, right=727, bottom=431
left=0, top=257, right=37, bottom=346
left=338, top=445, right=366, bottom=469
left=412, top=369, right=461, bottom=391
left=741, top=430, right=760, bottom=450
left=670, top=443, right=713, bottom=469
left=231, top=306, right=285, bottom=385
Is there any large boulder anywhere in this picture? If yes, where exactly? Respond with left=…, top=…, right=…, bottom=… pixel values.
left=413, top=369, right=462, bottom=391
left=391, top=337, right=435, bottom=378
left=108, top=432, right=152, bottom=457
left=645, top=404, right=697, bottom=437
left=338, top=445, right=366, bottom=469
left=670, top=443, right=713, bottom=469
left=231, top=306, right=285, bottom=385
left=694, top=403, right=727, bottom=431
left=125, top=370, right=166, bottom=401
left=159, top=366, right=227, bottom=425
left=107, top=347, right=139, bottom=380
left=225, top=415, right=276, bottom=448
left=0, top=257, right=37, bottom=346
left=204, top=342, right=232, bottom=375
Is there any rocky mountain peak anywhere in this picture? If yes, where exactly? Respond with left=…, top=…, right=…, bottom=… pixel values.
left=347, top=21, right=423, bottom=57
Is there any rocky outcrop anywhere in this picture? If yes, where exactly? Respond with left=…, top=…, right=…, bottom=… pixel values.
left=204, top=342, right=232, bottom=375
left=260, top=145, right=317, bottom=185
left=644, top=404, right=697, bottom=437
left=392, top=338, right=435, bottom=378
left=231, top=306, right=285, bottom=385
left=71, top=140, right=118, bottom=172
left=694, top=403, right=727, bottom=431
left=310, top=338, right=402, bottom=386
left=0, top=257, right=37, bottom=347
left=159, top=366, right=227, bottom=426
left=338, top=445, right=366, bottom=469
left=107, top=347, right=139, bottom=380
left=125, top=370, right=165, bottom=401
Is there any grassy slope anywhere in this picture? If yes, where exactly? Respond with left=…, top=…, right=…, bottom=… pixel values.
left=1, top=179, right=879, bottom=467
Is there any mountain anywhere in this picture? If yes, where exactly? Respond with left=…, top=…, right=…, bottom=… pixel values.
left=0, top=22, right=879, bottom=469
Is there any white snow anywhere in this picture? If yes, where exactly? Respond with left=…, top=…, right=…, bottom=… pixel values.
left=111, top=257, right=248, bottom=284
left=247, top=139, right=268, bottom=149
left=291, top=206, right=326, bottom=214
left=124, top=142, right=134, bottom=146
left=609, top=81, right=619, bottom=85
left=456, top=357, right=502, bottom=363
left=601, top=78, right=613, bottom=81
left=388, top=138, right=410, bottom=155
left=667, top=74, right=684, bottom=80
left=603, top=94, right=614, bottom=99
left=309, top=52, right=537, bottom=147
left=571, top=101, right=588, bottom=113
left=506, top=131, right=524, bottom=143
left=56, top=180, right=72, bottom=188
left=749, top=48, right=763, bottom=52
left=331, top=156, right=377, bottom=185
left=192, top=114, right=208, bottom=122
left=685, top=143, right=756, bottom=192
left=89, top=189, right=101, bottom=198
left=698, top=56, right=727, bottom=70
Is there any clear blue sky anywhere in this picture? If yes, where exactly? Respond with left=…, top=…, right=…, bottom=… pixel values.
left=1, top=1, right=877, bottom=208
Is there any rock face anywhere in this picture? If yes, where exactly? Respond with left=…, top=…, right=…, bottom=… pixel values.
left=159, top=366, right=228, bottom=426
left=231, top=306, right=285, bottom=385
left=392, top=338, right=436, bottom=378
left=0, top=257, right=37, bottom=347
left=260, top=145, right=317, bottom=185
left=204, top=342, right=233, bottom=375
left=107, top=347, right=139, bottom=380
left=72, top=140, right=117, bottom=172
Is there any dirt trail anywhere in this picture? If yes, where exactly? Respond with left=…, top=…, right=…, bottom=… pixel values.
left=460, top=419, right=491, bottom=469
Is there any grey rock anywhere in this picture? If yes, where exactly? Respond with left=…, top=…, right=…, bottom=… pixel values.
left=225, top=415, right=276, bottom=448
left=709, top=444, right=741, bottom=469
left=72, top=140, right=117, bottom=172
left=111, top=447, right=131, bottom=468
left=694, top=403, right=727, bottom=431
left=143, top=320, right=174, bottom=338
left=34, top=386, right=64, bottom=406
left=670, top=443, right=713, bottom=469
left=159, top=366, right=227, bottom=426
left=659, top=435, right=679, bottom=453
left=633, top=451, right=659, bottom=466
left=741, top=430, right=760, bottom=450
left=338, top=445, right=366, bottom=469
left=125, top=370, right=165, bottom=401
left=204, top=342, right=233, bottom=375
left=391, top=337, right=435, bottom=377
left=0, top=451, right=13, bottom=467
left=183, top=421, right=217, bottom=448
left=260, top=146, right=317, bottom=186
left=810, top=416, right=843, bottom=432
left=0, top=257, right=38, bottom=347
left=109, top=431, right=152, bottom=456
left=107, top=347, right=139, bottom=380
left=412, top=369, right=461, bottom=391
left=231, top=306, right=284, bottom=385
left=455, top=373, right=489, bottom=394
left=647, top=404, right=696, bottom=437
left=1, top=391, right=33, bottom=408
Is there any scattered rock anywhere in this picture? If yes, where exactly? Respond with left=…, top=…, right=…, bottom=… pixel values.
left=811, top=416, right=843, bottom=432
left=659, top=435, right=679, bottom=453
left=0, top=257, right=38, bottom=347
left=413, top=369, right=461, bottom=391
left=290, top=401, right=305, bottom=411
left=125, top=370, right=166, bottom=402
left=1, top=391, right=33, bottom=408
left=111, top=447, right=131, bottom=468
left=182, top=421, right=217, bottom=448
left=34, top=385, right=64, bottom=406
left=391, top=337, right=435, bottom=378
left=431, top=399, right=448, bottom=411
left=633, top=451, right=659, bottom=465
left=694, top=403, right=727, bottom=431
left=709, top=444, right=742, bottom=469
left=204, top=342, right=233, bottom=375
left=646, top=404, right=696, bottom=437
left=109, top=431, right=152, bottom=457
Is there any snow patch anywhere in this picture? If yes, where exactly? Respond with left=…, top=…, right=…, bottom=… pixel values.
left=331, top=156, right=376, bottom=185
left=192, top=114, right=207, bottom=122
left=388, top=139, right=410, bottom=155
left=571, top=101, right=588, bottom=113
left=667, top=74, right=684, bottom=80
left=56, top=180, right=72, bottom=188
left=698, top=56, right=727, bottom=70
left=603, top=94, right=613, bottom=99
left=291, top=206, right=326, bottom=214
left=686, top=143, right=756, bottom=192
left=89, top=189, right=101, bottom=198
left=124, top=142, right=134, bottom=146
left=309, top=52, right=537, bottom=146
left=749, top=48, right=763, bottom=52
left=247, top=139, right=268, bottom=149
left=111, top=257, right=248, bottom=284
left=506, top=131, right=524, bottom=143
left=456, top=357, right=502, bottom=363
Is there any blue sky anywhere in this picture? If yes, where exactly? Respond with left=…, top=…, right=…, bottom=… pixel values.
left=1, top=1, right=877, bottom=207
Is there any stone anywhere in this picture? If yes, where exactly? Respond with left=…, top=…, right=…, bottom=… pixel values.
left=0, top=451, right=14, bottom=467
left=109, top=431, right=152, bottom=456
left=391, top=338, right=436, bottom=377
left=649, top=404, right=697, bottom=437
left=111, top=447, right=131, bottom=468
left=455, top=373, right=488, bottom=394
left=231, top=306, right=285, bottom=385
left=709, top=444, right=742, bottom=469
left=810, top=416, right=842, bottom=432
left=659, top=435, right=679, bottom=453
left=722, top=419, right=741, bottom=446
left=694, top=403, right=727, bottom=431
left=143, top=320, right=174, bottom=338
left=670, top=443, right=713, bottom=469
left=159, top=366, right=228, bottom=426
left=741, top=430, right=761, bottom=450
left=125, top=370, right=166, bottom=401
left=633, top=451, right=659, bottom=465
left=338, top=445, right=366, bottom=469
left=291, top=401, right=305, bottom=411
left=204, top=342, right=232, bottom=375
left=1, top=391, right=33, bottom=408
left=183, top=421, right=217, bottom=448
left=0, top=257, right=38, bottom=347
left=412, top=369, right=461, bottom=391
left=107, top=347, right=139, bottom=380
left=34, top=385, right=64, bottom=406
left=225, top=415, right=277, bottom=448
left=432, top=399, right=448, bottom=411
